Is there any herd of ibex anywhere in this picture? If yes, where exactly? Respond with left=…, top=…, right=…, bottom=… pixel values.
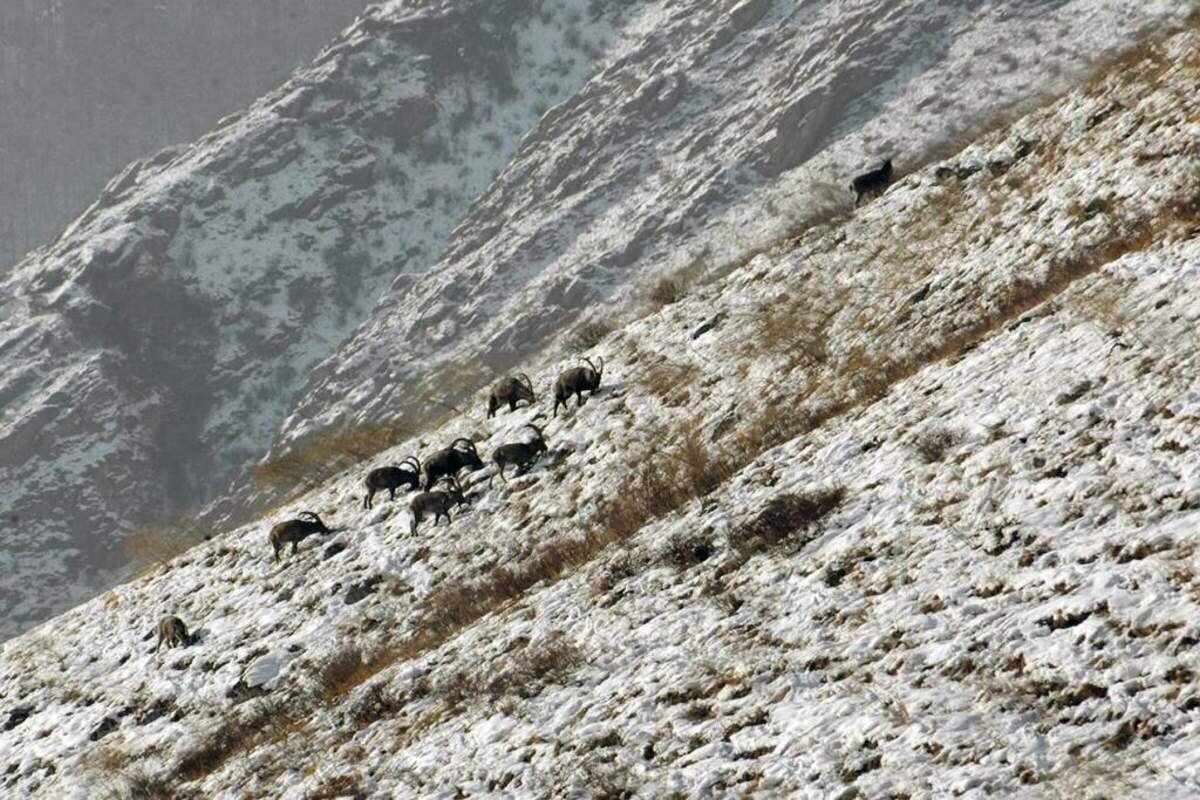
left=152, top=159, right=892, bottom=653
left=273, top=356, right=604, bottom=561
left=154, top=356, right=605, bottom=654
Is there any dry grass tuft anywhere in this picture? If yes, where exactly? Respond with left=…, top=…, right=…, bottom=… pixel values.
left=252, top=422, right=410, bottom=492
left=120, top=521, right=207, bottom=574
left=565, top=317, right=617, bottom=352
left=911, top=426, right=960, bottom=464
left=734, top=488, right=846, bottom=556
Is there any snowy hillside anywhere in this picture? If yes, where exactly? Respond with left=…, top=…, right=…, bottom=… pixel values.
left=2, top=20, right=1200, bottom=797
left=0, top=0, right=653, bottom=640
left=0, top=0, right=1187, bottom=643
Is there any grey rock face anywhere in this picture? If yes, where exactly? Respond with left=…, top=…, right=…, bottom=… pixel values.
left=0, top=0, right=366, bottom=269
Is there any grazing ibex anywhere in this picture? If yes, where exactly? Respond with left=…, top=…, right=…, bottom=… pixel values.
left=553, top=356, right=604, bottom=417
left=487, top=373, right=536, bottom=418
left=410, top=481, right=468, bottom=535
left=490, top=424, right=548, bottom=486
left=850, top=158, right=893, bottom=207
left=154, top=615, right=191, bottom=652
left=363, top=457, right=421, bottom=509
left=269, top=511, right=333, bottom=561
left=423, top=437, right=484, bottom=490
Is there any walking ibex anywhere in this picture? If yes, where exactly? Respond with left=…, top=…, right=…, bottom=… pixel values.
left=850, top=158, right=893, bottom=207
left=410, top=481, right=468, bottom=535
left=363, top=457, right=421, bottom=509
left=153, top=616, right=191, bottom=652
left=487, top=374, right=536, bottom=418
left=490, top=424, right=548, bottom=486
left=553, top=356, right=604, bottom=417
left=269, top=512, right=334, bottom=561
left=423, top=438, right=484, bottom=490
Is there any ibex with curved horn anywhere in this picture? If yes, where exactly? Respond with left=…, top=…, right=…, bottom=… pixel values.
left=269, top=511, right=334, bottom=562
left=363, top=456, right=421, bottom=509
left=410, top=479, right=468, bottom=535
left=490, top=424, right=548, bottom=486
left=487, top=373, right=536, bottom=418
left=553, top=356, right=604, bottom=417
left=423, top=437, right=484, bottom=490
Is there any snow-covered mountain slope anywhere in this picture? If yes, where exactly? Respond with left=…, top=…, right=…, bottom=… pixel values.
left=275, top=0, right=1190, bottom=454
left=0, top=0, right=656, bottom=640
left=2, top=23, right=1199, bottom=797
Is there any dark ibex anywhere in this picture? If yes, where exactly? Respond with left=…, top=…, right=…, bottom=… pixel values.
left=269, top=511, right=334, bottom=561
left=423, top=437, right=484, bottom=490
left=410, top=481, right=468, bottom=535
left=153, top=615, right=191, bottom=652
left=363, top=456, right=421, bottom=509
left=553, top=356, right=604, bottom=417
left=850, top=158, right=893, bottom=207
left=487, top=373, right=536, bottom=418
left=490, top=424, right=547, bottom=486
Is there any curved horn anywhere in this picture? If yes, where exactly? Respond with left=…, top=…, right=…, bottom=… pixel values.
left=297, top=511, right=318, bottom=521
left=517, top=372, right=535, bottom=396
left=401, top=455, right=422, bottom=473
left=596, top=355, right=604, bottom=376
left=523, top=423, right=544, bottom=441
left=583, top=356, right=598, bottom=374
left=451, top=437, right=478, bottom=454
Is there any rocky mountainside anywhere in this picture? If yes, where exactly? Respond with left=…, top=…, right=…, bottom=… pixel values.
left=0, top=0, right=648, bottom=639
left=2, top=18, right=1199, bottom=798
left=0, top=0, right=1189, bottom=644
left=0, top=0, right=364, bottom=268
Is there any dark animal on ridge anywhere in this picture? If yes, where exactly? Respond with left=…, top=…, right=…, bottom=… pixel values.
left=269, top=511, right=334, bottom=561
left=850, top=158, right=893, bottom=207
left=363, top=457, right=421, bottom=509
left=488, top=374, right=536, bottom=418
left=553, top=356, right=604, bottom=417
left=410, top=482, right=468, bottom=535
left=490, top=424, right=548, bottom=486
left=423, top=437, right=484, bottom=490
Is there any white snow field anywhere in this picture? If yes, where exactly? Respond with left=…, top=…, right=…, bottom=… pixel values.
left=0, top=0, right=1189, bottom=643
left=2, top=18, right=1200, bottom=798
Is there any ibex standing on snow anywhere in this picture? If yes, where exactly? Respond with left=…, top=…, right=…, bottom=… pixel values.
left=553, top=356, right=604, bottom=417
left=153, top=616, right=191, bottom=652
left=487, top=374, right=536, bottom=418
left=423, top=438, right=484, bottom=490
left=363, top=457, right=421, bottom=509
left=410, top=481, right=468, bottom=535
left=269, top=511, right=334, bottom=561
left=490, top=424, right=548, bottom=486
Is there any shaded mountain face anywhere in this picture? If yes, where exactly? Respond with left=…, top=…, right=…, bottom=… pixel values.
left=0, top=0, right=1189, bottom=642
left=0, top=0, right=366, bottom=269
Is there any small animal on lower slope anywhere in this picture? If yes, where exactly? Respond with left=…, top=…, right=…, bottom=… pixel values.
left=487, top=373, right=536, bottom=418
left=553, top=356, right=604, bottom=417
left=269, top=511, right=334, bottom=561
left=490, top=424, right=548, bottom=486
left=410, top=483, right=468, bottom=535
left=423, top=437, right=484, bottom=490
left=363, top=457, right=421, bottom=509
left=850, top=158, right=893, bottom=207
left=153, top=615, right=190, bottom=652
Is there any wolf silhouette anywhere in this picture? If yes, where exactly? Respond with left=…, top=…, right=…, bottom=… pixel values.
left=850, top=158, right=893, bottom=207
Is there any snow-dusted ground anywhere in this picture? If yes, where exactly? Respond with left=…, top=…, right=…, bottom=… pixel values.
left=1, top=0, right=1191, bottom=643
left=0, top=0, right=652, bottom=640
left=2, top=23, right=1199, bottom=798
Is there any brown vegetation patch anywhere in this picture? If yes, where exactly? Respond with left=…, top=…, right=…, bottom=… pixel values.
left=253, top=422, right=410, bottom=492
